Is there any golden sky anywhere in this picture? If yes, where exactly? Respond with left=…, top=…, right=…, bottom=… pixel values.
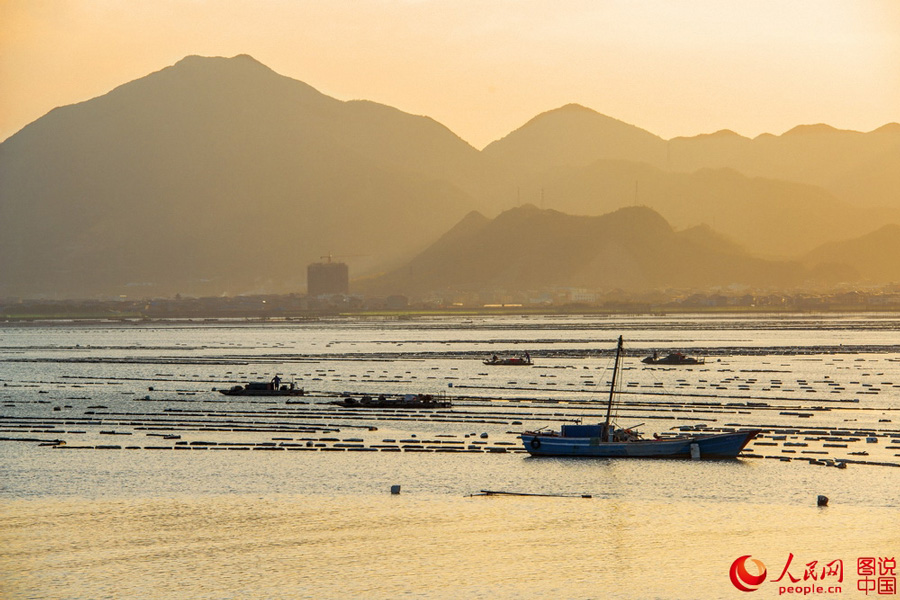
left=1, top=0, right=898, bottom=148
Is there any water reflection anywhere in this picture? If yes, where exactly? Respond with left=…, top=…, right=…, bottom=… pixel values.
left=2, top=494, right=894, bottom=599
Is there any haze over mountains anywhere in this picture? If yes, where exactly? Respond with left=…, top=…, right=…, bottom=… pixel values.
left=1, top=54, right=898, bottom=299
left=485, top=105, right=900, bottom=208
left=0, top=55, right=489, bottom=298
left=361, top=205, right=809, bottom=297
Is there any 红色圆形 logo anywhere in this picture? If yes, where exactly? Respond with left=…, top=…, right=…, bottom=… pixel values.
left=730, top=555, right=768, bottom=592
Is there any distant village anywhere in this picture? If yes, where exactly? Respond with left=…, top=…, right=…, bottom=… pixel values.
left=4, top=260, right=900, bottom=319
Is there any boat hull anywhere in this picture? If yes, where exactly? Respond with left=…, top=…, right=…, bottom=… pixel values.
left=483, top=360, right=532, bottom=366
left=219, top=389, right=306, bottom=396
left=521, top=430, right=759, bottom=458
left=642, top=357, right=704, bottom=365
left=332, top=396, right=451, bottom=408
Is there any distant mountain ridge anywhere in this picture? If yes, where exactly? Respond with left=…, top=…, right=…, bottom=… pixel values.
left=0, top=55, right=490, bottom=297
left=361, top=205, right=809, bottom=295
left=804, top=224, right=900, bottom=283
left=512, top=159, right=899, bottom=257
left=1, top=54, right=897, bottom=299
left=482, top=104, right=667, bottom=172
left=486, top=103, right=900, bottom=208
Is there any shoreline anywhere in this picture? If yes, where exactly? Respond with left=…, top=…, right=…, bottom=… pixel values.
left=6, top=307, right=900, bottom=325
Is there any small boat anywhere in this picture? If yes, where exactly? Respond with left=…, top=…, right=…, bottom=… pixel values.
left=219, top=382, right=305, bottom=396
left=642, top=351, right=704, bottom=365
left=521, top=336, right=759, bottom=458
left=483, top=354, right=532, bottom=366
left=331, top=393, right=451, bottom=409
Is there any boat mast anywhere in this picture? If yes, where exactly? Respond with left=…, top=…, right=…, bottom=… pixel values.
left=603, top=335, right=624, bottom=439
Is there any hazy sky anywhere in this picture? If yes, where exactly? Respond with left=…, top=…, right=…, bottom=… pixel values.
left=2, top=0, right=898, bottom=148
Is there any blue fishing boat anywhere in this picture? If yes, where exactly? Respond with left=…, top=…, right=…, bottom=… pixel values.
left=521, top=336, right=759, bottom=458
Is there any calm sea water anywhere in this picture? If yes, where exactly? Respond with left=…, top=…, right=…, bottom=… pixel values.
left=1, top=315, right=898, bottom=599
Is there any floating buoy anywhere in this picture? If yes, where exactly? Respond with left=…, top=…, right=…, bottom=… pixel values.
left=391, top=485, right=401, bottom=495
left=817, top=495, right=828, bottom=506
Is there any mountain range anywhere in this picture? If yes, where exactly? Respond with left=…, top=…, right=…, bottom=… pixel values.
left=1, top=54, right=898, bottom=299
left=360, top=205, right=812, bottom=296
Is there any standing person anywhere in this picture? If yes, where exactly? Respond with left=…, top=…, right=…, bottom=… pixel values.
left=525, top=351, right=531, bottom=363
left=272, top=374, right=281, bottom=390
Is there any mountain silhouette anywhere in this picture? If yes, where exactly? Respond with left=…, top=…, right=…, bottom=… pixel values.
left=804, top=224, right=900, bottom=283
left=670, top=123, right=900, bottom=207
left=1, top=54, right=897, bottom=299
left=489, top=104, right=900, bottom=209
left=511, top=159, right=898, bottom=256
left=361, top=205, right=806, bottom=295
left=482, top=104, right=667, bottom=174
left=0, top=55, right=489, bottom=298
